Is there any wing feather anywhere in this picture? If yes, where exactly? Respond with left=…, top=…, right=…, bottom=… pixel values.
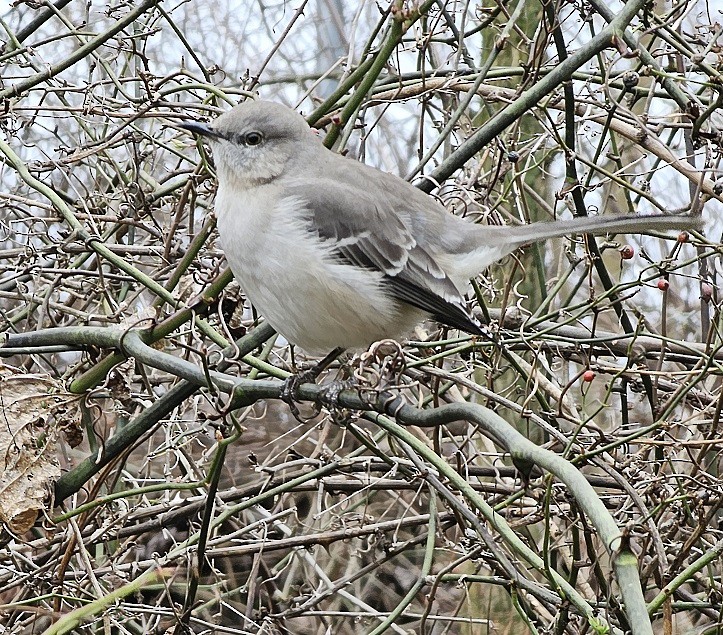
left=285, top=180, right=481, bottom=334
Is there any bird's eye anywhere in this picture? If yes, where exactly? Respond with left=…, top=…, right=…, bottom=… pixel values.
left=244, top=131, right=264, bottom=146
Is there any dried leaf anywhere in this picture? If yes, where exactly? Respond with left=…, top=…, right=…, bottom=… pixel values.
left=0, top=368, right=80, bottom=534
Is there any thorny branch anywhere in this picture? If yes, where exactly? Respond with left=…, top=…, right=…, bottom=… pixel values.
left=0, top=1, right=722, bottom=634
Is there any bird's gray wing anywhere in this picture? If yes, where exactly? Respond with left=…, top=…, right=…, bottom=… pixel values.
left=286, top=180, right=483, bottom=335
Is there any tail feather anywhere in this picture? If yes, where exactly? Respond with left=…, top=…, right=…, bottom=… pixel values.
left=446, top=213, right=702, bottom=283
left=501, top=213, right=701, bottom=246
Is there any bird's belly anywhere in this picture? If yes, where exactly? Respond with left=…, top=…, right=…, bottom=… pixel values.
left=216, top=199, right=423, bottom=354
left=237, top=266, right=420, bottom=354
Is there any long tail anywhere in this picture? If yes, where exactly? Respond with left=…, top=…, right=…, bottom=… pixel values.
left=450, top=213, right=702, bottom=280
left=501, top=213, right=702, bottom=245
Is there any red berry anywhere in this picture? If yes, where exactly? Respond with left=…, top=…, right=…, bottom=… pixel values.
left=657, top=279, right=670, bottom=291
left=619, top=245, right=635, bottom=260
left=701, top=282, right=713, bottom=301
left=582, top=370, right=595, bottom=383
left=677, top=231, right=689, bottom=243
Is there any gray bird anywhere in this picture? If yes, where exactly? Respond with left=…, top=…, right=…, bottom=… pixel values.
left=180, top=100, right=698, bottom=355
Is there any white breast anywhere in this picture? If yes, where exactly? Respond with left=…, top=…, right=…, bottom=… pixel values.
left=214, top=183, right=424, bottom=354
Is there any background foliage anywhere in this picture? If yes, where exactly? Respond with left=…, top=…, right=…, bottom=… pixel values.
left=1, top=0, right=722, bottom=633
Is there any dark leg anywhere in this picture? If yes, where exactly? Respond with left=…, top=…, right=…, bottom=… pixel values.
left=281, top=347, right=345, bottom=418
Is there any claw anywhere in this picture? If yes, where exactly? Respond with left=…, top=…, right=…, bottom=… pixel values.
left=318, top=378, right=354, bottom=410
left=281, top=369, right=320, bottom=422
left=279, top=347, right=345, bottom=422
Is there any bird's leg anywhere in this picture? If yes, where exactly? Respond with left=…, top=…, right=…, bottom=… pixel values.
left=281, top=347, right=346, bottom=419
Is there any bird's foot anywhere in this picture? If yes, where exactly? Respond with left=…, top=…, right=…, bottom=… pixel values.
left=280, top=347, right=345, bottom=422
left=319, top=378, right=358, bottom=427
left=318, top=378, right=355, bottom=410
left=281, top=368, right=323, bottom=422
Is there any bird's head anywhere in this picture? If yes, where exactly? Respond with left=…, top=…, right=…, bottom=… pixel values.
left=180, top=100, right=320, bottom=187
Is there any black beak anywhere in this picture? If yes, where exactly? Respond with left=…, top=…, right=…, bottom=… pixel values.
left=178, top=121, right=219, bottom=138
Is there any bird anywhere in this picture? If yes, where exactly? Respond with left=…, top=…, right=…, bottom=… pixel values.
left=179, top=100, right=699, bottom=356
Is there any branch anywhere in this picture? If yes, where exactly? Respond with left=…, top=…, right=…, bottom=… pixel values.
left=3, top=324, right=652, bottom=633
